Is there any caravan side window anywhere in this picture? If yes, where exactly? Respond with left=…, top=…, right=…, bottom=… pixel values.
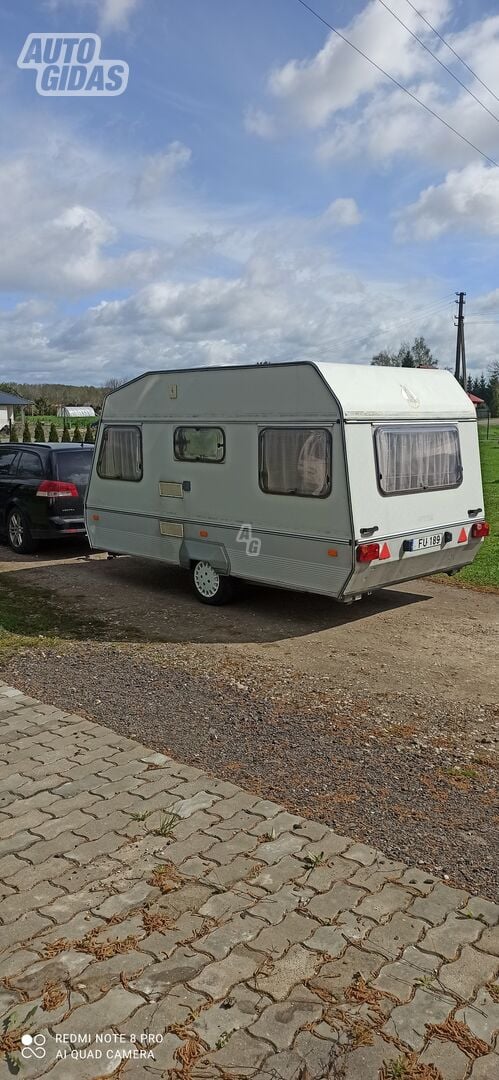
left=174, top=427, right=225, bottom=463
left=374, top=424, right=462, bottom=495
left=259, top=428, right=332, bottom=498
left=97, top=426, right=143, bottom=481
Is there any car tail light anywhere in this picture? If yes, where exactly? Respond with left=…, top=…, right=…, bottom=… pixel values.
left=357, top=542, right=380, bottom=563
left=471, top=521, right=490, bottom=539
left=36, top=480, right=79, bottom=498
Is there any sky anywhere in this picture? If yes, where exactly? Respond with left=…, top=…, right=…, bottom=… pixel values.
left=1, top=0, right=498, bottom=385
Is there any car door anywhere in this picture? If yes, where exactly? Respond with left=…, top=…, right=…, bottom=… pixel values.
left=0, top=447, right=21, bottom=527
left=13, top=450, right=46, bottom=529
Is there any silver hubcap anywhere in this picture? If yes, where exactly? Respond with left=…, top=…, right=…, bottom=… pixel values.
left=194, top=561, right=220, bottom=599
left=8, top=512, right=23, bottom=549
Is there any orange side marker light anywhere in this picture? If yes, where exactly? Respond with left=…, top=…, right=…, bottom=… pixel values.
left=199, top=529, right=208, bottom=538
left=327, top=548, right=338, bottom=557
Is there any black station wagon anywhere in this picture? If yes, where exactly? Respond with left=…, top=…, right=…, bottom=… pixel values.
left=0, top=442, right=93, bottom=553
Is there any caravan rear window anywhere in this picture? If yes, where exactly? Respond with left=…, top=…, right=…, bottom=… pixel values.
left=374, top=424, right=462, bottom=495
left=259, top=428, right=332, bottom=497
left=174, top=427, right=225, bottom=463
left=97, top=426, right=142, bottom=481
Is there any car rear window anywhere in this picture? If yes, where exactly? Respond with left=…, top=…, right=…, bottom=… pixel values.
left=55, top=451, right=92, bottom=486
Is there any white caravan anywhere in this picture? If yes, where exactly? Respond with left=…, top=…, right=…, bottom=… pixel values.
left=85, top=363, right=488, bottom=604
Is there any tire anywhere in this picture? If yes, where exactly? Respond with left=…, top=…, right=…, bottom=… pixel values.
left=7, top=508, right=38, bottom=554
left=192, top=560, right=235, bottom=605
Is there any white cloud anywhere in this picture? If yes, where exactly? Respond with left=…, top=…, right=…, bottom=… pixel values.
left=134, top=142, right=192, bottom=204
left=249, top=0, right=451, bottom=133
left=323, top=198, right=362, bottom=227
left=99, top=0, right=142, bottom=31
left=395, top=163, right=499, bottom=240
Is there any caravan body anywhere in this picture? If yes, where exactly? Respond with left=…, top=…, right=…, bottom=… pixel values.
left=85, top=362, right=486, bottom=603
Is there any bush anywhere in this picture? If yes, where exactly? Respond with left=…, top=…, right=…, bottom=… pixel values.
left=62, top=424, right=71, bottom=442
left=23, top=421, right=31, bottom=442
left=72, top=425, right=83, bottom=443
left=84, top=425, right=95, bottom=444
left=10, top=424, right=19, bottom=443
left=34, top=420, right=45, bottom=442
left=49, top=423, right=59, bottom=442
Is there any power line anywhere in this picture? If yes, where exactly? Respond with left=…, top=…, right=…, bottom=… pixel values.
left=402, top=0, right=499, bottom=106
left=377, top=0, right=499, bottom=126
left=295, top=0, right=499, bottom=168
left=327, top=297, right=454, bottom=355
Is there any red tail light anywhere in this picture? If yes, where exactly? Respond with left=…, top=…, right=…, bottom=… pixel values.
left=471, top=521, right=490, bottom=539
left=36, top=480, right=79, bottom=498
left=357, top=542, right=380, bottom=563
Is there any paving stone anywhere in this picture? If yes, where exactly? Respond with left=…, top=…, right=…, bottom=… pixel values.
left=167, top=809, right=220, bottom=842
left=68, top=831, right=128, bottom=865
left=249, top=911, right=317, bottom=958
left=248, top=884, right=313, bottom=925
left=157, top=881, right=214, bottom=917
left=372, top=945, right=441, bottom=1002
left=28, top=808, right=94, bottom=841
left=308, top=882, right=366, bottom=921
left=254, top=1049, right=302, bottom=1078
left=198, top=889, right=252, bottom=921
left=303, top=923, right=348, bottom=957
left=73, top=950, right=152, bottom=1001
left=311, top=944, right=386, bottom=1000
left=455, top=987, right=499, bottom=1044
left=205, top=855, right=261, bottom=889
left=93, top=881, right=157, bottom=919
left=383, top=987, right=454, bottom=1050
left=408, top=882, right=470, bottom=924
left=419, top=1038, right=470, bottom=1079
left=250, top=994, right=322, bottom=1051
left=189, top=944, right=263, bottom=998
left=12, top=951, right=92, bottom=995
left=0, top=808, right=50, bottom=840
left=196, top=913, right=267, bottom=960
left=476, top=925, right=499, bottom=956
left=254, top=943, right=318, bottom=1001
left=255, top=833, right=307, bottom=865
left=356, top=884, right=414, bottom=922
left=0, top=949, right=40, bottom=979
left=208, top=1029, right=272, bottom=1070
left=348, top=859, right=406, bottom=893
left=205, top=833, right=259, bottom=864
left=193, top=984, right=268, bottom=1049
left=0, top=881, right=64, bottom=924
left=0, top=910, right=51, bottom=952
left=129, top=947, right=207, bottom=999
left=155, top=830, right=216, bottom=867
left=52, top=985, right=144, bottom=1037
left=468, top=1054, right=499, bottom=1078
left=439, top=945, right=499, bottom=999
left=300, top=856, right=360, bottom=893
left=342, top=1037, right=400, bottom=1079
left=251, top=856, right=306, bottom=894
left=51, top=856, right=122, bottom=894
left=366, top=912, right=427, bottom=958
left=421, top=911, right=487, bottom=959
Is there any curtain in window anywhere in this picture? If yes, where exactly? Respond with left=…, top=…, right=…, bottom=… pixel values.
left=261, top=429, right=330, bottom=496
left=98, top=427, right=142, bottom=480
left=376, top=426, right=461, bottom=494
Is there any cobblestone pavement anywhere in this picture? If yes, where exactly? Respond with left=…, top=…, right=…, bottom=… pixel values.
left=0, top=683, right=497, bottom=1080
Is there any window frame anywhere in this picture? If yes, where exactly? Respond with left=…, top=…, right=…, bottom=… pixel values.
left=16, top=450, right=44, bottom=479
left=173, top=426, right=226, bottom=464
left=258, top=426, right=333, bottom=499
left=0, top=448, right=20, bottom=475
left=373, top=423, right=463, bottom=498
left=96, top=424, right=143, bottom=482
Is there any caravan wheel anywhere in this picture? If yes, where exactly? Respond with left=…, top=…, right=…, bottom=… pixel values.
left=192, top=561, right=234, bottom=605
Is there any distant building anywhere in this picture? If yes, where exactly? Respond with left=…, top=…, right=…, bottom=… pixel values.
left=0, top=390, right=33, bottom=432
left=56, top=406, right=96, bottom=418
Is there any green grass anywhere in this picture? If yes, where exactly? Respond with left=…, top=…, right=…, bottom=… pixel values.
left=449, top=429, right=499, bottom=590
left=0, top=578, right=108, bottom=656
left=24, top=415, right=97, bottom=428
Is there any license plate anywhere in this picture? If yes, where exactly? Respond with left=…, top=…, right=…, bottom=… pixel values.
left=410, top=532, right=442, bottom=551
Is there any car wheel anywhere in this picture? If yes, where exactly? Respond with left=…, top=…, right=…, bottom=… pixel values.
left=7, top=508, right=38, bottom=554
left=192, top=560, right=235, bottom=605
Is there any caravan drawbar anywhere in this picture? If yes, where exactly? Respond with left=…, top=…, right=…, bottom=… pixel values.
left=85, top=362, right=487, bottom=604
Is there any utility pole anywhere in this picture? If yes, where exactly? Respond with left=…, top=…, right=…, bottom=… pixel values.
left=454, top=291, right=466, bottom=388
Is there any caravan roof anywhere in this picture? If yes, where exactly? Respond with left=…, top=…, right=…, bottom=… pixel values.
left=103, top=361, right=474, bottom=423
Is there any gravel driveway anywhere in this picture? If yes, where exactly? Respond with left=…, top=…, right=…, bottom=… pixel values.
left=0, top=547, right=497, bottom=900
